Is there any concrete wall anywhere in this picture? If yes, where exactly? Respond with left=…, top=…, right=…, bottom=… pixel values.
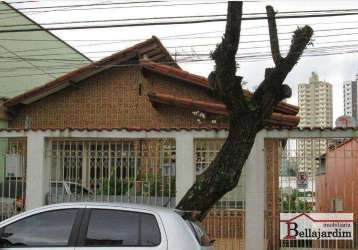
left=0, top=129, right=267, bottom=250
left=0, top=2, right=90, bottom=98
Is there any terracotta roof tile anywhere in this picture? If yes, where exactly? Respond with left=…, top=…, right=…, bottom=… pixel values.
left=148, top=92, right=300, bottom=127
left=0, top=127, right=230, bottom=132
left=140, top=60, right=299, bottom=116
left=140, top=59, right=209, bottom=89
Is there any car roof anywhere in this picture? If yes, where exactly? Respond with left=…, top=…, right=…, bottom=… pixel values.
left=0, top=202, right=190, bottom=228
left=37, top=202, right=179, bottom=215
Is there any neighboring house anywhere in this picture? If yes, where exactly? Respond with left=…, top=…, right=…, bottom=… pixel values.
left=0, top=36, right=299, bottom=250
left=0, top=1, right=91, bottom=180
left=0, top=1, right=91, bottom=99
left=316, top=139, right=358, bottom=216
left=315, top=138, right=358, bottom=250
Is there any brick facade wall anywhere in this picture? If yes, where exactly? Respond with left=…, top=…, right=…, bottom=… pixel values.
left=9, top=66, right=225, bottom=129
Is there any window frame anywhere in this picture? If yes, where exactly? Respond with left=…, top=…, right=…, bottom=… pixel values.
left=77, top=208, right=162, bottom=248
left=0, top=207, right=84, bottom=248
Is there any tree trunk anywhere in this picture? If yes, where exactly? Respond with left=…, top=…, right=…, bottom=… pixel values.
left=176, top=1, right=313, bottom=221
left=177, top=113, right=261, bottom=220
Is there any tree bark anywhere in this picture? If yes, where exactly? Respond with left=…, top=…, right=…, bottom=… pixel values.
left=176, top=1, right=313, bottom=221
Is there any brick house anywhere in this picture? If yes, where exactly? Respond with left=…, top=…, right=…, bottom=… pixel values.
left=316, top=139, right=358, bottom=216
left=314, top=139, right=358, bottom=249
left=1, top=36, right=298, bottom=250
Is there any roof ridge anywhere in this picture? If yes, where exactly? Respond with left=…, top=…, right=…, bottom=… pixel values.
left=5, top=37, right=176, bottom=107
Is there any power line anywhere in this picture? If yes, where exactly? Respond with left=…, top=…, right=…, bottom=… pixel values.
left=3, top=8, right=358, bottom=28
left=0, top=14, right=226, bottom=28
left=1, top=42, right=358, bottom=74
left=2, top=1, right=228, bottom=16
left=4, top=35, right=358, bottom=59
left=1, top=18, right=358, bottom=42
left=3, top=26, right=358, bottom=58
left=0, top=1, right=167, bottom=13
left=2, top=17, right=358, bottom=36
left=2, top=11, right=358, bottom=33
left=10, top=2, right=358, bottom=16
left=0, top=42, right=57, bottom=79
left=0, top=45, right=357, bottom=78
left=4, top=0, right=39, bottom=3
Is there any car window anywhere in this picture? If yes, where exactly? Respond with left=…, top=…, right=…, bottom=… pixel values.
left=85, top=209, right=161, bottom=247
left=141, top=213, right=161, bottom=246
left=0, top=209, right=78, bottom=247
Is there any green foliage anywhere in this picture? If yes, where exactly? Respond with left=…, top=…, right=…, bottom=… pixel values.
left=99, top=176, right=133, bottom=196
left=98, top=171, right=176, bottom=197
left=281, top=189, right=313, bottom=213
left=141, top=173, right=176, bottom=197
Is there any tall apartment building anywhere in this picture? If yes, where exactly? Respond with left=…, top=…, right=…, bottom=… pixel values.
left=297, top=72, right=333, bottom=175
left=298, top=72, right=333, bottom=128
left=343, top=74, right=358, bottom=121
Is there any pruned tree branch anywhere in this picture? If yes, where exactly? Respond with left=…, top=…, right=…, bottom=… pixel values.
left=253, top=7, right=313, bottom=121
left=209, top=1, right=246, bottom=112
left=286, top=26, right=314, bottom=68
left=266, top=6, right=282, bottom=66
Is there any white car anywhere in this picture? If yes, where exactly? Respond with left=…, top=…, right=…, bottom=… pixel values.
left=0, top=202, right=214, bottom=250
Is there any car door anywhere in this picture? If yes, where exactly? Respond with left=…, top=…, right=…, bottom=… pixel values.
left=75, top=205, right=167, bottom=250
left=0, top=206, right=83, bottom=250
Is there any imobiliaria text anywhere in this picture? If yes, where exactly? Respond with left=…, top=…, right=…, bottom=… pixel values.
left=280, top=213, right=354, bottom=240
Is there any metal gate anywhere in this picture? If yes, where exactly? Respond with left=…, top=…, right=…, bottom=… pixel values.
left=195, top=139, right=246, bottom=250
left=0, top=138, right=26, bottom=221
left=46, top=138, right=176, bottom=207
left=268, top=137, right=358, bottom=250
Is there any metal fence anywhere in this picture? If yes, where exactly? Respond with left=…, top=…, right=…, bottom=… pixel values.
left=269, top=137, right=358, bottom=250
left=45, top=138, right=176, bottom=208
left=0, top=138, right=26, bottom=221
left=195, top=139, right=246, bottom=250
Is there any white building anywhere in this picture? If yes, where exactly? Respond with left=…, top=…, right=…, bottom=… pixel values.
left=298, top=72, right=333, bottom=128
left=343, top=74, right=358, bottom=121
left=297, top=72, right=333, bottom=175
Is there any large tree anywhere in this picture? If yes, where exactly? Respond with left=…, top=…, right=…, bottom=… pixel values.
left=176, top=1, right=313, bottom=221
